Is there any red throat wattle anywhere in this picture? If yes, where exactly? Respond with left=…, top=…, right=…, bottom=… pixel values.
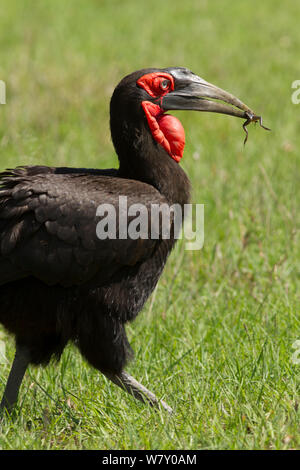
left=137, top=72, right=185, bottom=163
left=141, top=102, right=185, bottom=163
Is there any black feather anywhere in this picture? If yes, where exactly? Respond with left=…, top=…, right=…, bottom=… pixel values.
left=0, top=68, right=190, bottom=376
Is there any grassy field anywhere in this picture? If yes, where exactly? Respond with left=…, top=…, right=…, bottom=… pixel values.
left=0, top=0, right=299, bottom=450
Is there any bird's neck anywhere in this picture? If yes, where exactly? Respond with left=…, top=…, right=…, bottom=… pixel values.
left=115, top=126, right=191, bottom=208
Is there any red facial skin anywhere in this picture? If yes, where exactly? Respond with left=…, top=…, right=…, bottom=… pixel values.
left=137, top=72, right=185, bottom=163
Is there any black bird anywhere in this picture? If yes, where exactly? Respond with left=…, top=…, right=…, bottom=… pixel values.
left=0, top=67, right=254, bottom=414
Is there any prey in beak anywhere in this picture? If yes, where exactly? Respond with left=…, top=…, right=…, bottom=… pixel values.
left=161, top=67, right=270, bottom=145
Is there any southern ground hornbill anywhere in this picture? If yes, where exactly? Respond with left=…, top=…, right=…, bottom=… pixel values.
left=0, top=67, right=258, bottom=415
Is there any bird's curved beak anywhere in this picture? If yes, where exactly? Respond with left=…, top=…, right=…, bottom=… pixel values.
left=161, top=73, right=254, bottom=119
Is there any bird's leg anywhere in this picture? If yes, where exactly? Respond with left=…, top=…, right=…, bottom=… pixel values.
left=104, top=370, right=173, bottom=414
left=0, top=345, right=30, bottom=415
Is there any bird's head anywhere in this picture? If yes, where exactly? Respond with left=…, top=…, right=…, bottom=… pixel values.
left=110, top=67, right=256, bottom=163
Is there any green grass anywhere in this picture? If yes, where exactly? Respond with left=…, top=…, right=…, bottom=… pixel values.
left=0, top=0, right=299, bottom=450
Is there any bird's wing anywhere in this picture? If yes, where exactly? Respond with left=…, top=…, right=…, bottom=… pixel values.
left=0, top=167, right=172, bottom=287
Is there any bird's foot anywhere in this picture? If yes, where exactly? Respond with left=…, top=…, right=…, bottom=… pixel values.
left=104, top=371, right=173, bottom=414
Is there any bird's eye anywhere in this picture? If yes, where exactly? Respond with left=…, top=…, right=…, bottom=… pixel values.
left=160, top=79, right=170, bottom=90
left=137, top=73, right=174, bottom=97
